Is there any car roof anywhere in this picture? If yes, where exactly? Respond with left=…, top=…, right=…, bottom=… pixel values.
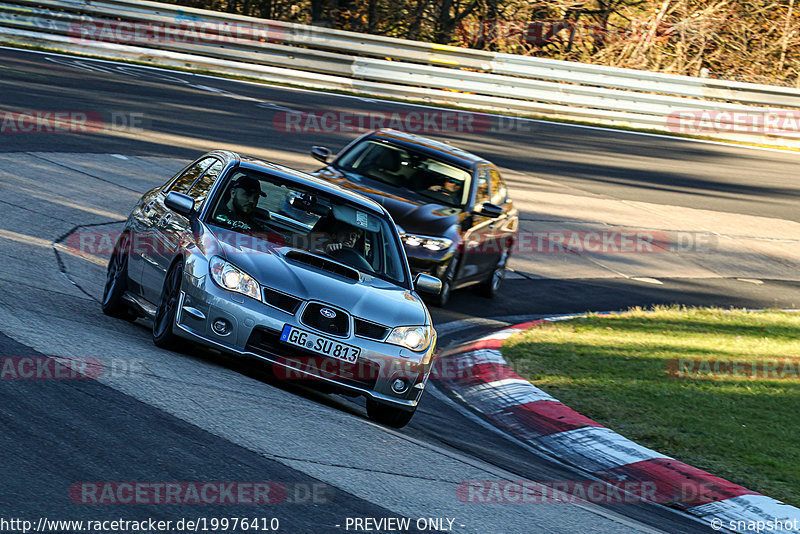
left=231, top=154, right=387, bottom=214
left=366, top=129, right=488, bottom=168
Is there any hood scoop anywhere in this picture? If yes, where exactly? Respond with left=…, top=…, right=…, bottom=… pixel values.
left=285, top=250, right=360, bottom=282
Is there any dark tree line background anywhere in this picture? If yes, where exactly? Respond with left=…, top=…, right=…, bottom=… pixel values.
left=165, top=0, right=800, bottom=85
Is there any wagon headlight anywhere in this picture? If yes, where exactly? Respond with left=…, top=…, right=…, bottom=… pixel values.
left=209, top=256, right=260, bottom=300
left=387, top=325, right=433, bottom=352
left=402, top=234, right=452, bottom=252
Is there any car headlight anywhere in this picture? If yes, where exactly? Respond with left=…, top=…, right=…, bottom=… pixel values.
left=402, top=234, right=453, bottom=251
left=387, top=325, right=433, bottom=352
left=209, top=256, right=260, bottom=300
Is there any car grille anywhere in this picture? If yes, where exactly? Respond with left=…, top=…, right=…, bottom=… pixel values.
left=262, top=286, right=302, bottom=314
left=245, top=327, right=378, bottom=390
left=354, top=318, right=389, bottom=340
left=301, top=302, right=350, bottom=337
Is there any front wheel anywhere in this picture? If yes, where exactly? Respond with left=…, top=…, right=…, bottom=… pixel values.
left=475, top=251, right=508, bottom=299
left=102, top=232, right=132, bottom=318
left=430, top=257, right=457, bottom=307
left=153, top=259, right=184, bottom=350
left=366, top=399, right=416, bottom=428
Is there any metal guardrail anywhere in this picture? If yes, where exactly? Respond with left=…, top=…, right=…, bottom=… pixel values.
left=1, top=0, right=800, bottom=146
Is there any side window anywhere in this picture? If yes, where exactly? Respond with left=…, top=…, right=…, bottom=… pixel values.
left=489, top=169, right=507, bottom=205
left=187, top=159, right=224, bottom=208
left=167, top=157, right=215, bottom=194
left=475, top=168, right=490, bottom=205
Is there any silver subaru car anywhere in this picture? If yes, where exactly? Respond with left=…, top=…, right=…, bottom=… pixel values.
left=102, top=150, right=441, bottom=427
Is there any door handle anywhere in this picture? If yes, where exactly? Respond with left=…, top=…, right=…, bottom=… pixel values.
left=158, top=213, right=173, bottom=227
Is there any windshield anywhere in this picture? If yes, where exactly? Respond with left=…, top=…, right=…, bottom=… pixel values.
left=335, top=139, right=472, bottom=208
left=206, top=168, right=409, bottom=287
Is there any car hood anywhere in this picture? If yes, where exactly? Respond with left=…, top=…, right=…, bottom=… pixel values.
left=314, top=167, right=461, bottom=236
left=210, top=228, right=429, bottom=326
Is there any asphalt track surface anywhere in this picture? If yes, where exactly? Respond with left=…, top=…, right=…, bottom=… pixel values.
left=1, top=45, right=798, bottom=533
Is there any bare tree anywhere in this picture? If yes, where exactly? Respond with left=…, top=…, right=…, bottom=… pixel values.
left=163, top=0, right=800, bottom=85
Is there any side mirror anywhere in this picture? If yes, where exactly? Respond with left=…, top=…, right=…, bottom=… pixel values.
left=475, top=202, right=504, bottom=218
left=414, top=273, right=443, bottom=295
left=164, top=191, right=195, bottom=217
left=311, top=146, right=331, bottom=164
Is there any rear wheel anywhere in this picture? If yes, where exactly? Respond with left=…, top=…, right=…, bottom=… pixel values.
left=102, top=232, right=133, bottom=318
left=366, top=399, right=416, bottom=428
left=475, top=251, right=508, bottom=298
left=153, top=259, right=184, bottom=350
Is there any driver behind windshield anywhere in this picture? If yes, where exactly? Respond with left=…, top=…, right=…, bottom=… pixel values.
left=214, top=175, right=268, bottom=231
left=426, top=175, right=463, bottom=200
left=325, top=224, right=364, bottom=254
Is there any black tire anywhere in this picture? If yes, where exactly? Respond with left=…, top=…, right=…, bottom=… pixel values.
left=366, top=399, right=416, bottom=428
left=153, top=259, right=184, bottom=349
left=102, top=232, right=132, bottom=318
left=475, top=250, right=509, bottom=299
left=430, top=257, right=457, bottom=308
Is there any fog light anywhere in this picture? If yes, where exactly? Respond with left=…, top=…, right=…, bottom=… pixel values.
left=212, top=318, right=231, bottom=336
left=391, top=378, right=409, bottom=394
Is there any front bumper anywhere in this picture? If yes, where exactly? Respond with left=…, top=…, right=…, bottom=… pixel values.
left=174, top=271, right=435, bottom=409
left=405, top=250, right=454, bottom=279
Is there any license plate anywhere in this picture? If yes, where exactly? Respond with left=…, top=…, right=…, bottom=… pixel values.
left=280, top=325, right=360, bottom=364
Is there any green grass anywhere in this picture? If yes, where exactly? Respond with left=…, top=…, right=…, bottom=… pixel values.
left=502, top=306, right=800, bottom=506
